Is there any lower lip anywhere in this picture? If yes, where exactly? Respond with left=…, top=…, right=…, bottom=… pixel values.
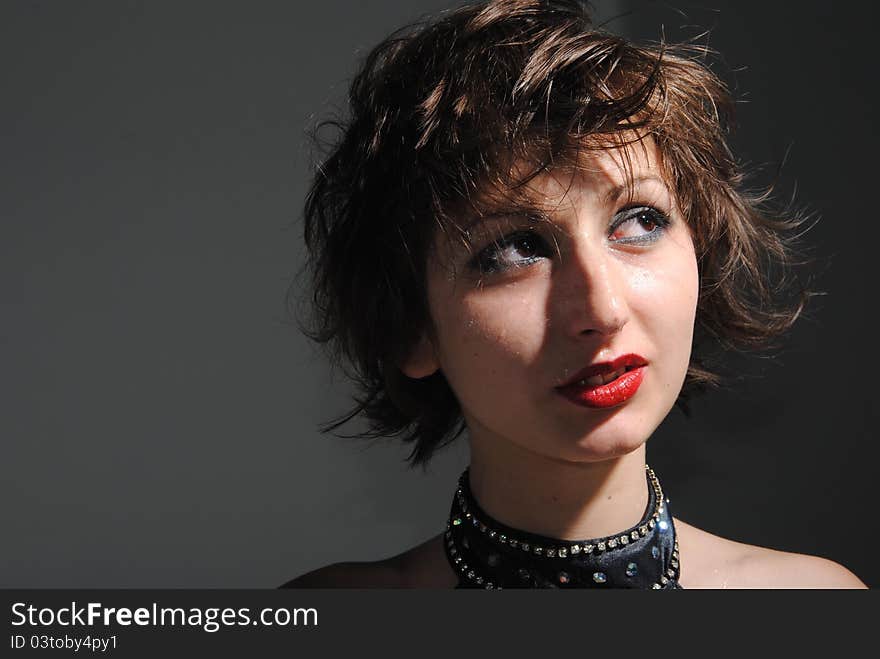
left=556, top=367, right=646, bottom=409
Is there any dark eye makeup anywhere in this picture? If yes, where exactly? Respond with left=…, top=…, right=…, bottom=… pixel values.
left=467, top=205, right=672, bottom=275
left=471, top=230, right=553, bottom=274
left=609, top=206, right=671, bottom=244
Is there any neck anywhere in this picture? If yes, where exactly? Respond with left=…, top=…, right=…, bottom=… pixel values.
left=468, top=440, right=649, bottom=541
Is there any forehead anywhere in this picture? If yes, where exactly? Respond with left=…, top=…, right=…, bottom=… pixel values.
left=517, top=138, right=666, bottom=211
left=424, top=137, right=674, bottom=278
left=448, top=137, right=669, bottom=235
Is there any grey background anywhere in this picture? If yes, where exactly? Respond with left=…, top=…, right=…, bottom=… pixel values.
left=2, top=0, right=876, bottom=588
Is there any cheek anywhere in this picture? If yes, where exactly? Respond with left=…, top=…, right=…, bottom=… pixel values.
left=629, top=247, right=699, bottom=362
left=431, top=282, right=549, bottom=380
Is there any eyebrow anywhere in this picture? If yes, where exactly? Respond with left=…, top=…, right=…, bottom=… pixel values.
left=601, top=175, right=671, bottom=205
left=461, top=175, right=671, bottom=233
left=459, top=208, right=550, bottom=236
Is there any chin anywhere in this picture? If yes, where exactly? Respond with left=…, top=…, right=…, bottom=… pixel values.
left=558, top=413, right=658, bottom=463
left=526, top=426, right=649, bottom=465
left=570, top=436, right=646, bottom=463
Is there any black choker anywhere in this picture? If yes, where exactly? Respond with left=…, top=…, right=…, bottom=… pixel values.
left=444, top=465, right=681, bottom=589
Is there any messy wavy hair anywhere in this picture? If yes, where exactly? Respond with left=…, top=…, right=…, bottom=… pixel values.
left=295, top=0, right=813, bottom=466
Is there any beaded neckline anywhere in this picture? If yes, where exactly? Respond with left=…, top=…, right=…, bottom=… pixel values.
left=443, top=465, right=681, bottom=589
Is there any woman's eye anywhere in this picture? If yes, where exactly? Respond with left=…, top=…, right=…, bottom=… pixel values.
left=471, top=231, right=550, bottom=274
left=609, top=206, right=671, bottom=244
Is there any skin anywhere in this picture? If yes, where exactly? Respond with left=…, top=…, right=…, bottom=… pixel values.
left=286, top=139, right=866, bottom=589
left=408, top=140, right=696, bottom=543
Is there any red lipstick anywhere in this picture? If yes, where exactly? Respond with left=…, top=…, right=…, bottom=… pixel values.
left=556, top=353, right=648, bottom=409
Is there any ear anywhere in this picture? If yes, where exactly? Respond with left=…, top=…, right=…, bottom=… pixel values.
left=399, top=333, right=440, bottom=379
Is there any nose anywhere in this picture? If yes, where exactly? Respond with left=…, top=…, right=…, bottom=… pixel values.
left=554, top=241, right=629, bottom=339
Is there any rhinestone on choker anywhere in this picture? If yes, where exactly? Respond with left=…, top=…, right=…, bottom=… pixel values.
left=443, top=465, right=682, bottom=589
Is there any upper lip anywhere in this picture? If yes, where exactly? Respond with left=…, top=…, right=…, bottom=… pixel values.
left=556, top=353, right=648, bottom=388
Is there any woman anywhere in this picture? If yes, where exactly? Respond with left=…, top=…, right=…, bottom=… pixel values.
left=285, top=0, right=865, bottom=588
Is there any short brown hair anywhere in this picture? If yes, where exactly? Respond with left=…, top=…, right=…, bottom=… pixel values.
left=295, top=0, right=814, bottom=466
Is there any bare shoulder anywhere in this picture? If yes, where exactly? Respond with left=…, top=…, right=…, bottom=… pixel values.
left=280, top=533, right=457, bottom=589
left=737, top=549, right=867, bottom=589
left=675, top=518, right=866, bottom=589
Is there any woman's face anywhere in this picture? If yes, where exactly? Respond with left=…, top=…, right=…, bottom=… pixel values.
left=404, top=140, right=699, bottom=463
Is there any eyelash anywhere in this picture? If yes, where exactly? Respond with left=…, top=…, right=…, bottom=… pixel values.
left=469, top=206, right=671, bottom=275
